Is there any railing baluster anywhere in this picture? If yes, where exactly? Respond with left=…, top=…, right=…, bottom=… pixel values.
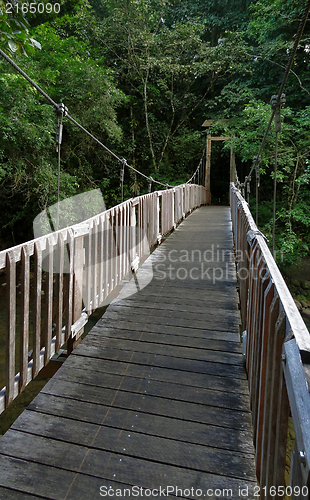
left=55, top=232, right=64, bottom=352
left=104, top=214, right=109, bottom=300
left=85, top=223, right=92, bottom=313
left=119, top=206, right=124, bottom=280
left=99, top=214, right=104, bottom=305
left=33, top=242, right=42, bottom=378
left=252, top=269, right=269, bottom=441
left=110, top=208, right=117, bottom=291
left=20, top=246, right=30, bottom=391
left=265, top=310, right=286, bottom=496
left=6, top=250, right=16, bottom=407
left=0, top=185, right=205, bottom=412
left=64, top=229, right=74, bottom=342
left=93, top=220, right=98, bottom=310
left=44, top=237, right=53, bottom=365
left=69, top=234, right=84, bottom=354
left=272, top=362, right=290, bottom=492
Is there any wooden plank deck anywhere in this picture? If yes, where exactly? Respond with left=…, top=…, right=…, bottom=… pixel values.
left=0, top=206, right=257, bottom=499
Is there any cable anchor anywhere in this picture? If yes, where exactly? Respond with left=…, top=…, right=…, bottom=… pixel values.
left=54, top=103, right=68, bottom=152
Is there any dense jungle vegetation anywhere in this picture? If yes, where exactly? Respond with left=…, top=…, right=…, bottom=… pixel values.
left=0, top=0, right=310, bottom=268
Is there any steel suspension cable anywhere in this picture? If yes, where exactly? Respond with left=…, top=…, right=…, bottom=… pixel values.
left=0, top=46, right=206, bottom=191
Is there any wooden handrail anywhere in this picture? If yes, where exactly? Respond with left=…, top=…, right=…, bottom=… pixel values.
left=230, top=182, right=310, bottom=498
left=0, top=184, right=205, bottom=414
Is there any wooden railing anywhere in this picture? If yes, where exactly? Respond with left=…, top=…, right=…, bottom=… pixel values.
left=231, top=183, right=310, bottom=499
left=0, top=184, right=205, bottom=414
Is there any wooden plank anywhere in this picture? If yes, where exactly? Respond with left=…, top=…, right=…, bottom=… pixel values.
left=91, top=320, right=241, bottom=342
left=88, top=325, right=242, bottom=353
left=117, top=282, right=238, bottom=300
left=73, top=342, right=247, bottom=380
left=27, top=391, right=253, bottom=452
left=112, top=296, right=240, bottom=316
left=0, top=454, right=78, bottom=499
left=0, top=487, right=43, bottom=499
left=47, top=361, right=249, bottom=409
left=67, top=354, right=250, bottom=394
left=0, top=436, right=256, bottom=500
left=78, top=333, right=244, bottom=366
left=40, top=378, right=252, bottom=432
left=12, top=411, right=255, bottom=480
left=100, top=310, right=240, bottom=334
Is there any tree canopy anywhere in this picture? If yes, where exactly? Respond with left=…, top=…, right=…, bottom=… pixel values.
left=0, top=0, right=310, bottom=266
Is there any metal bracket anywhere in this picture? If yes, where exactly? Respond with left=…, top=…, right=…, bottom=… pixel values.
left=131, top=256, right=140, bottom=273
left=54, top=102, right=68, bottom=117
left=270, top=94, right=286, bottom=133
left=247, top=229, right=269, bottom=246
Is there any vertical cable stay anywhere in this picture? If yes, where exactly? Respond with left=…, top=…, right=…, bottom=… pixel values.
left=54, top=103, right=68, bottom=231
left=270, top=94, right=285, bottom=256
left=272, top=131, right=279, bottom=257
left=120, top=159, right=125, bottom=203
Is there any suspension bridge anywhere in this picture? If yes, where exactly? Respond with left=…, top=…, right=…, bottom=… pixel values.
left=0, top=183, right=309, bottom=499
left=0, top=3, right=310, bottom=497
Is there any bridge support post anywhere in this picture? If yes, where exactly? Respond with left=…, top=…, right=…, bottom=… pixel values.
left=230, top=144, right=235, bottom=184
left=205, top=134, right=211, bottom=205
left=230, top=143, right=235, bottom=205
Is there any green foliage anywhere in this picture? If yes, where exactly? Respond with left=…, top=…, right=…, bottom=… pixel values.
left=0, top=23, right=124, bottom=243
left=0, top=0, right=42, bottom=54
left=0, top=0, right=310, bottom=271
